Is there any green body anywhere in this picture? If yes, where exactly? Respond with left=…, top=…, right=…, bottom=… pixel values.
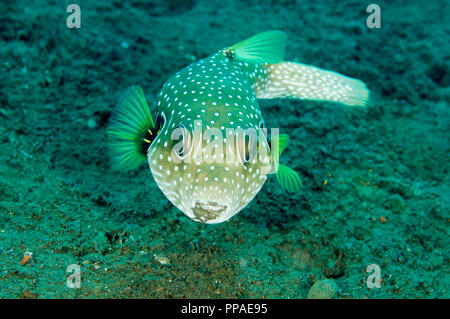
left=108, top=31, right=369, bottom=224
left=148, top=52, right=274, bottom=223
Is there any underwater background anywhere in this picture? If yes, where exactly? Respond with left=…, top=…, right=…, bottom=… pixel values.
left=0, top=0, right=448, bottom=298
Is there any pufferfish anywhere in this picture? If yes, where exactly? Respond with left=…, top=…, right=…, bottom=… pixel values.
left=108, top=31, right=369, bottom=224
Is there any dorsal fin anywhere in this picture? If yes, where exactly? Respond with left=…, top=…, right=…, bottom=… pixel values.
left=225, top=30, right=287, bottom=64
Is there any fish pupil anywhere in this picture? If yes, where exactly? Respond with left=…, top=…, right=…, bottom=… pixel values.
left=244, top=135, right=251, bottom=162
left=177, top=145, right=184, bottom=157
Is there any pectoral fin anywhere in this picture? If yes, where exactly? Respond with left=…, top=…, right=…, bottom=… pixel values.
left=276, top=164, right=303, bottom=193
left=270, top=133, right=302, bottom=192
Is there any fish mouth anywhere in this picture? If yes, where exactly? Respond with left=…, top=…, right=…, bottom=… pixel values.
left=192, top=200, right=228, bottom=223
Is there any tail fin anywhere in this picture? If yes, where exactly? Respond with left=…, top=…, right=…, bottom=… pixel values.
left=108, top=85, right=155, bottom=171
left=256, top=62, right=370, bottom=107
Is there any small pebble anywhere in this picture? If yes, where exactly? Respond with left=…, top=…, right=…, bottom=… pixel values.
left=154, top=253, right=170, bottom=265
left=385, top=194, right=406, bottom=213
left=87, top=118, right=97, bottom=129
left=20, top=252, right=33, bottom=266
left=307, top=279, right=339, bottom=299
left=185, top=53, right=197, bottom=62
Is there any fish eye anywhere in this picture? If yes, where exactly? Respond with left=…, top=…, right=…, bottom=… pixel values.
left=259, top=120, right=267, bottom=137
left=155, top=113, right=165, bottom=134
left=141, top=112, right=166, bottom=154
left=244, top=135, right=251, bottom=162
left=172, top=123, right=192, bottom=159
left=257, top=120, right=271, bottom=153
left=259, top=120, right=264, bottom=128
left=236, top=130, right=257, bottom=164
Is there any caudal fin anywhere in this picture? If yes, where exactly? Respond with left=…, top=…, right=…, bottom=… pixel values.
left=256, top=62, right=370, bottom=107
